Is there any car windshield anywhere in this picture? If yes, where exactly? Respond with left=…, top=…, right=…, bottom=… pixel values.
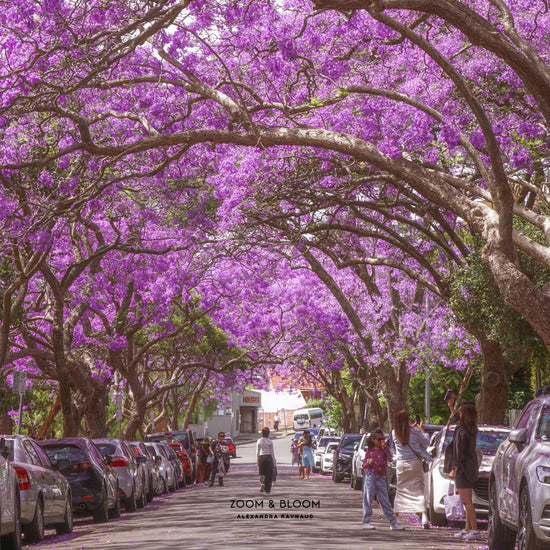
left=318, top=437, right=338, bottom=447
left=442, top=429, right=510, bottom=456
left=171, top=434, right=190, bottom=448
left=536, top=404, right=550, bottom=442
left=42, top=444, right=87, bottom=464
left=341, top=436, right=361, bottom=449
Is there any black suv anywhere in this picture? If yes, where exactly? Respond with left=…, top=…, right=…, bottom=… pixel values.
left=332, top=433, right=362, bottom=483
left=145, top=430, right=197, bottom=481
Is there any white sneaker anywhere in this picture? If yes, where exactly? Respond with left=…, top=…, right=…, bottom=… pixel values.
left=259, top=483, right=265, bottom=493
left=362, top=522, right=376, bottom=530
left=463, top=530, right=482, bottom=541
left=390, top=522, right=405, bottom=530
left=421, top=512, right=430, bottom=529
left=453, top=529, right=467, bottom=539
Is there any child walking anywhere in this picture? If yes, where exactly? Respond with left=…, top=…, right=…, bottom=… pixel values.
left=362, top=429, right=405, bottom=531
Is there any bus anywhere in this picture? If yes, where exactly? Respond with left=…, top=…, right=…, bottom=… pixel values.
left=293, top=407, right=325, bottom=431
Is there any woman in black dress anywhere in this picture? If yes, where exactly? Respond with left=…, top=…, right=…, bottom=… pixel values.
left=449, top=402, right=480, bottom=541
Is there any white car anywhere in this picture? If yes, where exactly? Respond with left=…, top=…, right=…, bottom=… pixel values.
left=313, top=436, right=340, bottom=473
left=427, top=425, right=510, bottom=526
left=350, top=433, right=370, bottom=490
left=0, top=441, right=22, bottom=550
left=320, top=442, right=339, bottom=475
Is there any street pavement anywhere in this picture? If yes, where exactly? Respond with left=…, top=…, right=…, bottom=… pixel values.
left=29, top=434, right=491, bottom=550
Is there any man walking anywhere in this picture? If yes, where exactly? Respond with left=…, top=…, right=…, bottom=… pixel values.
left=257, top=427, right=277, bottom=494
left=208, top=432, right=230, bottom=487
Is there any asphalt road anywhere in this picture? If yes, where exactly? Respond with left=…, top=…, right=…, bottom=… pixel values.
left=28, top=434, right=491, bottom=550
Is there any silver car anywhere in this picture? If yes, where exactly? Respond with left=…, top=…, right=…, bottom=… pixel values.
left=320, top=441, right=339, bottom=475
left=314, top=436, right=340, bottom=474
left=94, top=439, right=147, bottom=512
left=129, top=441, right=158, bottom=502
left=489, top=390, right=550, bottom=550
left=350, top=433, right=370, bottom=490
left=0, top=442, right=22, bottom=550
left=1, top=435, right=72, bottom=543
left=145, top=443, right=177, bottom=494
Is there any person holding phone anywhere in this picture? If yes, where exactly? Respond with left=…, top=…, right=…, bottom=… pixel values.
left=388, top=410, right=432, bottom=529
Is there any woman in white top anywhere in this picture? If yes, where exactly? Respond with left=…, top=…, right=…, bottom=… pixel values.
left=256, top=427, right=277, bottom=494
left=389, top=409, right=432, bottom=528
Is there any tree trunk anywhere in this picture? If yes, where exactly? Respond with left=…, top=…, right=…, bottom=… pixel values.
left=0, top=413, right=12, bottom=435
left=476, top=336, right=514, bottom=425
left=84, top=383, right=108, bottom=438
left=36, top=395, right=61, bottom=439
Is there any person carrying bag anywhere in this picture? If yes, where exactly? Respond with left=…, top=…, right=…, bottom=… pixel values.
left=444, top=481, right=464, bottom=520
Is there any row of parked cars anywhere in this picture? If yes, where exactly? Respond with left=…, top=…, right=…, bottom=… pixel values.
left=0, top=429, right=202, bottom=548
left=313, top=391, right=550, bottom=550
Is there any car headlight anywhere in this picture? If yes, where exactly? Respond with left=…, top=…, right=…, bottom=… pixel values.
left=536, top=465, right=550, bottom=484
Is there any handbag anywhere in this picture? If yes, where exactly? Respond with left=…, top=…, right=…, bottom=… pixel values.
left=444, top=482, right=465, bottom=520
left=407, top=444, right=430, bottom=473
left=206, top=454, right=215, bottom=464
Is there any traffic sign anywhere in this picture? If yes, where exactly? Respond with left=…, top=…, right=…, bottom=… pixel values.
left=12, top=371, right=27, bottom=395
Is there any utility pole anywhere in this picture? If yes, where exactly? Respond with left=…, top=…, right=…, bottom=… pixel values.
left=424, top=294, right=431, bottom=423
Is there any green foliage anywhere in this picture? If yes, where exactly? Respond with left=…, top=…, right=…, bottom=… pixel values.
left=449, top=236, right=549, bottom=371
left=407, top=365, right=480, bottom=425
left=310, top=397, right=342, bottom=430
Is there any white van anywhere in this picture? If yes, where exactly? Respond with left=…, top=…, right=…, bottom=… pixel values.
left=293, top=407, right=324, bottom=431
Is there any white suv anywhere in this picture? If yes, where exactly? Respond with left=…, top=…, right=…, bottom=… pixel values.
left=488, top=389, right=550, bottom=550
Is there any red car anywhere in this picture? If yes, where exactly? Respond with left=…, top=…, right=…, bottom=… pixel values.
left=168, top=443, right=193, bottom=484
left=223, top=437, right=236, bottom=458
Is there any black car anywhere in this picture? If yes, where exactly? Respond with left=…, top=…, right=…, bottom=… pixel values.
left=146, top=430, right=197, bottom=481
left=332, top=433, right=362, bottom=483
left=38, top=437, right=120, bottom=523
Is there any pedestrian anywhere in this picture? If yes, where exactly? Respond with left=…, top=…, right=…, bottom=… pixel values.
left=195, top=436, right=213, bottom=484
left=450, top=402, right=481, bottom=541
left=297, top=429, right=316, bottom=480
left=389, top=410, right=432, bottom=529
left=361, top=429, right=405, bottom=531
left=290, top=438, right=300, bottom=469
left=274, top=414, right=280, bottom=431
left=208, top=431, right=230, bottom=487
left=256, top=427, right=277, bottom=494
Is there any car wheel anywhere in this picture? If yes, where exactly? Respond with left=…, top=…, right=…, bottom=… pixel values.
left=125, top=484, right=137, bottom=512
left=55, top=494, right=73, bottom=535
left=110, top=489, right=121, bottom=519
left=488, top=479, right=516, bottom=550
left=138, top=478, right=147, bottom=508
left=2, top=488, right=22, bottom=550
left=518, top=486, right=540, bottom=550
left=24, top=497, right=45, bottom=543
left=428, top=483, right=448, bottom=527
left=93, top=485, right=109, bottom=523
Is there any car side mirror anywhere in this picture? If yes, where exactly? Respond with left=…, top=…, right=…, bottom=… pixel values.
left=56, top=458, right=70, bottom=471
left=155, top=456, right=162, bottom=464
left=136, top=455, right=147, bottom=465
left=509, top=428, right=528, bottom=448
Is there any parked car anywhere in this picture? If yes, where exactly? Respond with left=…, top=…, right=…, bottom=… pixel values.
left=320, top=441, right=339, bottom=475
left=159, top=443, right=185, bottom=488
left=1, top=435, right=72, bottom=542
left=168, top=443, right=193, bottom=485
left=488, top=389, right=550, bottom=550
left=0, top=441, right=22, bottom=550
left=350, top=432, right=372, bottom=490
left=145, top=443, right=177, bottom=494
left=332, top=433, right=362, bottom=483
left=314, top=436, right=340, bottom=474
left=146, top=430, right=197, bottom=481
left=94, top=438, right=147, bottom=512
left=128, top=441, right=158, bottom=502
left=425, top=424, right=510, bottom=526
left=39, top=437, right=120, bottom=523
left=223, top=436, right=237, bottom=458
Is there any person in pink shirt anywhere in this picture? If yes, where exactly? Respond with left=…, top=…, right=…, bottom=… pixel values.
left=362, top=429, right=404, bottom=531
